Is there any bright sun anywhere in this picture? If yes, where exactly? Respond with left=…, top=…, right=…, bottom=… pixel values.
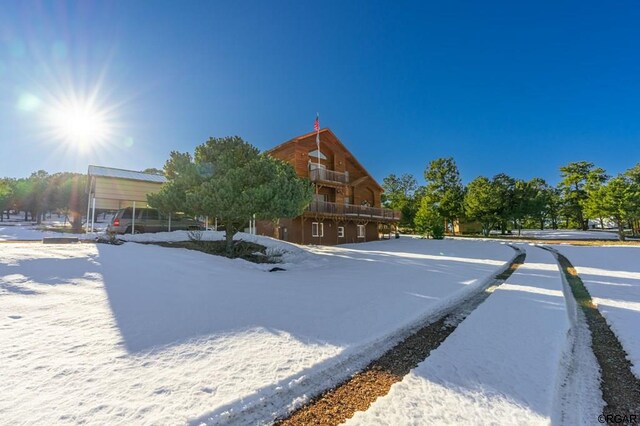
left=48, top=104, right=109, bottom=149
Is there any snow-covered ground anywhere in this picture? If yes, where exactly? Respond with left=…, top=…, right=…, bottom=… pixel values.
left=0, top=222, right=94, bottom=241
left=554, top=245, right=640, bottom=379
left=0, top=214, right=110, bottom=241
left=347, top=245, right=602, bottom=425
left=118, top=230, right=314, bottom=266
left=490, top=229, right=619, bottom=240
left=0, top=237, right=514, bottom=425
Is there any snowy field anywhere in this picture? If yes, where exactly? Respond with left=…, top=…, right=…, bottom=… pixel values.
left=0, top=214, right=111, bottom=241
left=554, top=245, right=640, bottom=379
left=347, top=245, right=602, bottom=425
left=490, top=229, right=619, bottom=240
left=0, top=222, right=91, bottom=241
left=0, top=236, right=515, bottom=425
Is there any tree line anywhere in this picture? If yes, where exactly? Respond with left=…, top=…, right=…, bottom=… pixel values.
left=0, top=167, right=163, bottom=231
left=0, top=171, right=88, bottom=230
left=3, top=145, right=638, bottom=243
left=382, top=160, right=640, bottom=241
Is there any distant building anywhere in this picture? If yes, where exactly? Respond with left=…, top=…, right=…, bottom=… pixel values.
left=452, top=219, right=483, bottom=234
left=257, top=129, right=400, bottom=245
left=86, top=165, right=166, bottom=230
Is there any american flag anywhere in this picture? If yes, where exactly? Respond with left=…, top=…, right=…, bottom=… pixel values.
left=314, top=114, right=319, bottom=132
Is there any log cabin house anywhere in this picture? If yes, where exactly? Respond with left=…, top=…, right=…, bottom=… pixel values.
left=256, top=128, right=401, bottom=245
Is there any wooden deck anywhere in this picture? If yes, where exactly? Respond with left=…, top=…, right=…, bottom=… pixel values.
left=304, top=200, right=401, bottom=221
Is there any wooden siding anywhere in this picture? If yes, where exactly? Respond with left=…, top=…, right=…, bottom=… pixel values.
left=257, top=218, right=382, bottom=245
left=272, top=131, right=384, bottom=208
left=261, top=128, right=398, bottom=245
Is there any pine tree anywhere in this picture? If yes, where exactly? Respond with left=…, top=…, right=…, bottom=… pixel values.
left=149, top=136, right=313, bottom=256
left=422, top=157, right=464, bottom=235
left=464, top=176, right=501, bottom=236
left=0, top=178, right=15, bottom=221
left=598, top=175, right=640, bottom=241
left=382, top=173, right=419, bottom=228
left=558, top=161, right=607, bottom=230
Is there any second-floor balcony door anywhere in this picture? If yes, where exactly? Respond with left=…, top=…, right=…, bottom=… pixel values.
left=309, top=163, right=327, bottom=181
left=314, top=194, right=327, bottom=203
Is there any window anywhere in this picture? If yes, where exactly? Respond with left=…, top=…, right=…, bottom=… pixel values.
left=312, top=222, right=324, bottom=237
left=338, top=226, right=345, bottom=238
left=357, top=224, right=365, bottom=238
left=309, top=162, right=326, bottom=170
left=344, top=197, right=351, bottom=205
left=144, top=209, right=159, bottom=220
left=314, top=194, right=327, bottom=203
left=308, top=149, right=327, bottom=160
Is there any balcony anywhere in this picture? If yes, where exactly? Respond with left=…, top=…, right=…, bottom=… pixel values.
left=309, top=168, right=349, bottom=185
left=305, top=200, right=401, bottom=221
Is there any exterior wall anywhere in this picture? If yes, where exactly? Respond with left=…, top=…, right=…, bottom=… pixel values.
left=316, top=187, right=335, bottom=202
left=92, top=176, right=163, bottom=210
left=272, top=131, right=384, bottom=209
left=257, top=218, right=380, bottom=245
left=353, top=184, right=378, bottom=207
left=256, top=218, right=300, bottom=243
left=264, top=129, right=394, bottom=246
left=93, top=199, right=146, bottom=210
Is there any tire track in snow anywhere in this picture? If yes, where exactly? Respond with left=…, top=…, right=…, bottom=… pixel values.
left=543, top=246, right=640, bottom=424
left=274, top=246, right=526, bottom=426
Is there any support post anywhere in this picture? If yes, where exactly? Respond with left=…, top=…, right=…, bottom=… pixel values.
left=86, top=191, right=92, bottom=232
left=90, top=197, right=96, bottom=233
left=132, top=202, right=136, bottom=234
left=214, top=217, right=217, bottom=231
left=168, top=212, right=172, bottom=232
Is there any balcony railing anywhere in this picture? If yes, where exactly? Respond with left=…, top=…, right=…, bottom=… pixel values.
left=305, top=200, right=401, bottom=221
left=309, top=168, right=349, bottom=185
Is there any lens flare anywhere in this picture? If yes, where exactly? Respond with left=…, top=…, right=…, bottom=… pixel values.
left=48, top=103, right=109, bottom=150
left=16, top=93, right=42, bottom=111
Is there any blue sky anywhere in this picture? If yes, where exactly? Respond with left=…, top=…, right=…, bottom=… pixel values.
left=1, top=1, right=639, bottom=185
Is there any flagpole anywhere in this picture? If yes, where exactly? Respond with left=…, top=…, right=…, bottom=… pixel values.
left=314, top=113, right=320, bottom=201
left=316, top=112, right=320, bottom=169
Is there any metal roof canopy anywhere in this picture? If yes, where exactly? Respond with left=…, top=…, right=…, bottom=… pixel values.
left=86, top=165, right=166, bottom=232
left=88, top=165, right=167, bottom=184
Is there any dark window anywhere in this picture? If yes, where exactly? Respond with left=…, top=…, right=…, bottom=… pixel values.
left=145, top=209, right=159, bottom=220
left=121, top=208, right=133, bottom=219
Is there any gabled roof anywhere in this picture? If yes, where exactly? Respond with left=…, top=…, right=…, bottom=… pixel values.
left=87, top=165, right=167, bottom=183
left=350, top=175, right=379, bottom=188
left=267, top=128, right=383, bottom=191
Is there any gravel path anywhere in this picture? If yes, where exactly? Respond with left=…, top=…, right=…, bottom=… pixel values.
left=276, top=247, right=526, bottom=426
left=545, top=247, right=640, bottom=424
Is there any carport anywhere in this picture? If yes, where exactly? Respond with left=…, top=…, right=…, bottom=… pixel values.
left=86, top=165, right=166, bottom=232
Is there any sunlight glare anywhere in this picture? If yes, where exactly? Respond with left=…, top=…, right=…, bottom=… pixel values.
left=48, top=103, right=109, bottom=149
